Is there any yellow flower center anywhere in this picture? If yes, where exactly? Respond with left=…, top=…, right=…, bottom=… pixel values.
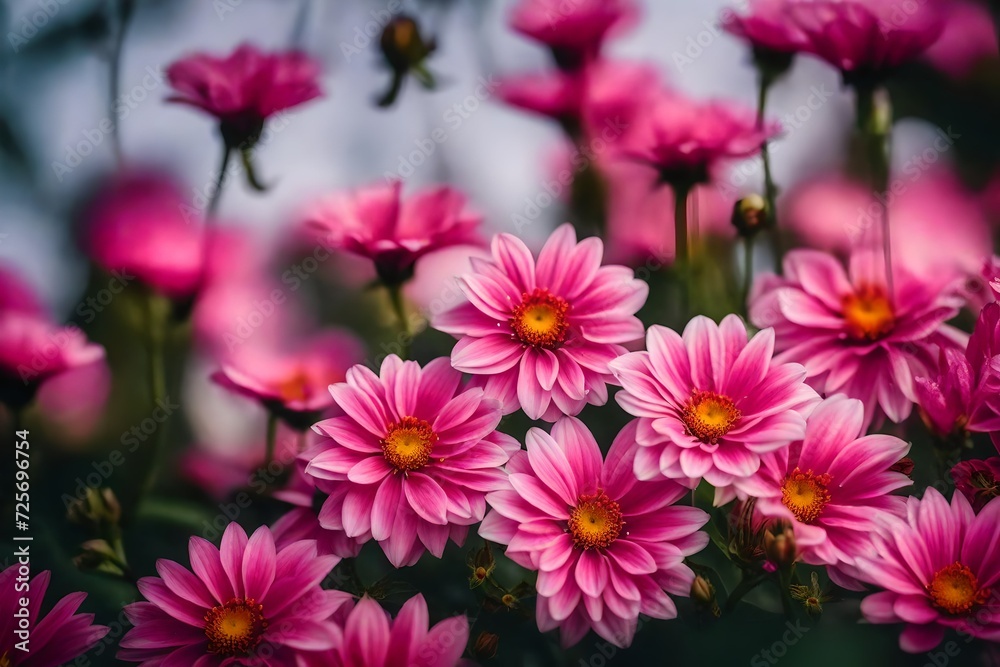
left=567, top=490, right=624, bottom=550
left=510, top=288, right=570, bottom=349
left=381, top=416, right=437, bottom=472
left=927, top=562, right=990, bottom=616
left=781, top=468, right=832, bottom=523
left=842, top=286, right=895, bottom=341
left=277, top=368, right=311, bottom=403
left=204, top=598, right=268, bottom=656
left=681, top=391, right=742, bottom=443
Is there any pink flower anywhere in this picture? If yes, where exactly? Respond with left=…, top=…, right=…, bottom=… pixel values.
left=509, top=0, right=638, bottom=67
left=434, top=224, right=647, bottom=421
left=609, top=315, right=818, bottom=504
left=304, top=355, right=518, bottom=568
left=914, top=345, right=1000, bottom=440
left=857, top=488, right=1000, bottom=653
left=272, top=465, right=367, bottom=559
left=167, top=44, right=322, bottom=145
left=724, top=0, right=809, bottom=54
left=212, top=329, right=365, bottom=426
left=305, top=181, right=482, bottom=285
left=924, top=0, right=998, bottom=78
left=119, top=523, right=350, bottom=665
left=747, top=395, right=911, bottom=587
left=479, top=418, right=709, bottom=648
left=788, top=0, right=944, bottom=76
left=749, top=250, right=967, bottom=426
left=951, top=458, right=1000, bottom=512
left=0, top=565, right=108, bottom=666
left=0, top=266, right=44, bottom=316
left=330, top=594, right=469, bottom=667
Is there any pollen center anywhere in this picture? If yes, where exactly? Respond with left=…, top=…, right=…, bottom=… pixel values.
left=681, top=391, right=741, bottom=443
left=567, top=489, right=624, bottom=550
left=781, top=468, right=832, bottom=523
left=381, top=416, right=437, bottom=472
left=927, top=562, right=990, bottom=616
left=510, top=288, right=570, bottom=349
left=843, top=286, right=895, bottom=341
left=204, top=598, right=267, bottom=656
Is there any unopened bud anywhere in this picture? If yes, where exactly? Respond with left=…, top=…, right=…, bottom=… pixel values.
left=764, top=520, right=798, bottom=570
left=380, top=16, right=435, bottom=75
left=732, top=194, right=769, bottom=237
left=473, top=631, right=499, bottom=659
left=890, top=456, right=914, bottom=477
left=467, top=542, right=496, bottom=589
left=67, top=487, right=122, bottom=531
left=691, top=575, right=715, bottom=605
left=501, top=593, right=517, bottom=608
left=73, top=539, right=124, bottom=576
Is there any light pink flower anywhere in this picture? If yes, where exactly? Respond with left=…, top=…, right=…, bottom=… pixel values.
left=304, top=180, right=482, bottom=285
left=434, top=224, right=647, bottom=421
left=609, top=315, right=818, bottom=504
left=724, top=0, right=809, bottom=54
left=951, top=458, right=1000, bottom=513
left=118, top=523, right=350, bottom=665
left=509, top=0, right=638, bottom=67
left=749, top=249, right=967, bottom=426
left=480, top=418, right=708, bottom=647
left=330, top=594, right=469, bottom=667
left=857, top=488, right=1000, bottom=653
left=747, top=395, right=911, bottom=588
left=0, top=565, right=108, bottom=667
left=304, top=356, right=518, bottom=568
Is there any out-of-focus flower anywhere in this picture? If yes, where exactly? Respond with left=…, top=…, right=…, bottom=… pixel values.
left=167, top=43, right=322, bottom=148
left=0, top=266, right=44, bottom=316
left=304, top=356, right=518, bottom=568
left=749, top=250, right=967, bottom=427
left=305, top=180, right=482, bottom=286
left=724, top=0, right=808, bottom=55
left=748, top=396, right=911, bottom=587
left=857, top=489, right=1000, bottom=653
left=731, top=193, right=769, bottom=238
left=118, top=523, right=350, bottom=665
left=924, top=0, right=998, bottom=78
left=951, top=458, right=1000, bottom=512
left=212, top=329, right=365, bottom=428
left=377, top=15, right=437, bottom=107
left=434, top=224, right=647, bottom=421
left=610, top=315, right=819, bottom=505
left=330, top=594, right=469, bottom=667
left=0, top=565, right=108, bottom=666
left=509, top=0, right=638, bottom=68
left=480, top=418, right=708, bottom=648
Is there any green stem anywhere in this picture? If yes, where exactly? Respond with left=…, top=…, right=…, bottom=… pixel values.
left=138, top=293, right=168, bottom=507
left=265, top=413, right=278, bottom=468
left=777, top=569, right=796, bottom=620
left=855, top=83, right=894, bottom=298
left=756, top=76, right=783, bottom=273
left=108, top=0, right=134, bottom=165
left=672, top=181, right=693, bottom=318
left=742, top=236, right=754, bottom=314
left=724, top=571, right=769, bottom=613
left=206, top=146, right=232, bottom=222
left=388, top=284, right=412, bottom=360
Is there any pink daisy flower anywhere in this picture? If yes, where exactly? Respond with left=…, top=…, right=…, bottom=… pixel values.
left=304, top=180, right=482, bottom=285
left=747, top=395, right=912, bottom=588
left=167, top=43, right=322, bottom=146
left=951, top=459, right=1000, bottom=512
left=749, top=249, right=967, bottom=426
left=433, top=224, right=647, bottom=421
left=479, top=418, right=709, bottom=648
left=724, top=0, right=809, bottom=54
left=0, top=565, right=108, bottom=667
left=272, top=465, right=367, bottom=559
left=509, top=0, right=638, bottom=67
left=330, top=594, right=469, bottom=667
left=304, top=355, right=519, bottom=568
left=857, top=488, right=1000, bottom=653
left=119, top=523, right=350, bottom=665
left=608, top=315, right=819, bottom=504
left=914, top=344, right=1000, bottom=441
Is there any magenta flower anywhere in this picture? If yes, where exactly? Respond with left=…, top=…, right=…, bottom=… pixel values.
left=788, top=0, right=944, bottom=77
left=304, top=355, right=518, bottom=568
left=434, top=224, right=647, bottom=421
left=212, top=329, right=365, bottom=426
left=509, top=0, right=637, bottom=67
left=749, top=250, right=967, bottom=426
left=951, top=458, right=1000, bottom=512
left=272, top=465, right=367, bottom=559
left=857, top=488, right=1000, bottom=653
left=480, top=418, right=708, bottom=647
left=914, top=344, right=1000, bottom=440
left=305, top=180, right=482, bottom=285
left=724, top=0, right=808, bottom=54
left=167, top=43, right=322, bottom=146
left=0, top=565, right=108, bottom=667
left=748, top=395, right=911, bottom=587
left=609, top=315, right=818, bottom=504
left=331, top=594, right=468, bottom=667
left=119, top=523, right=350, bottom=665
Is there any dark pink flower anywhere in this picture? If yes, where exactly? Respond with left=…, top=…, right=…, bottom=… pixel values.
left=724, top=0, right=809, bottom=54
left=434, top=224, right=647, bottom=421
left=951, top=458, right=1000, bottom=512
left=304, top=355, right=518, bottom=568
left=749, top=249, right=967, bottom=426
left=480, top=418, right=709, bottom=647
left=167, top=44, right=322, bottom=145
left=924, top=0, right=998, bottom=78
left=119, top=523, right=350, bottom=665
left=331, top=594, right=469, bottom=667
left=914, top=344, right=1000, bottom=440
left=857, top=489, right=1000, bottom=653
left=0, top=266, right=44, bottom=316
left=509, top=0, right=638, bottom=67
left=0, top=565, right=108, bottom=666
left=305, top=181, right=482, bottom=285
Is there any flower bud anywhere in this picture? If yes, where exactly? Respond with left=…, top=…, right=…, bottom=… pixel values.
left=691, top=575, right=715, bottom=605
left=500, top=593, right=517, bottom=608
left=467, top=542, right=496, bottom=589
left=763, top=520, right=798, bottom=570
left=732, top=194, right=769, bottom=238
left=67, top=487, right=122, bottom=531
left=380, top=16, right=435, bottom=74
left=890, top=456, right=915, bottom=477
left=73, top=539, right=124, bottom=576
left=473, top=631, right=500, bottom=659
